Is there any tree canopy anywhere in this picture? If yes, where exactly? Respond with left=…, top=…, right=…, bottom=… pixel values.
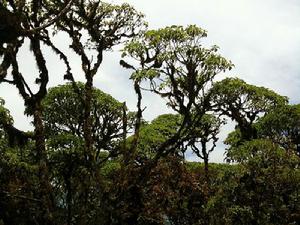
left=43, top=82, right=128, bottom=154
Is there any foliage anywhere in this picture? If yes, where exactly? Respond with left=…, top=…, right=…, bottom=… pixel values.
left=256, top=104, right=300, bottom=154
left=122, top=25, right=233, bottom=162
left=42, top=83, right=131, bottom=224
left=0, top=98, right=13, bottom=126
left=0, top=1, right=299, bottom=225
left=43, top=82, right=127, bottom=153
left=188, top=114, right=224, bottom=174
left=210, top=77, right=287, bottom=141
left=207, top=140, right=300, bottom=225
left=122, top=25, right=233, bottom=113
left=102, top=156, right=206, bottom=225
left=0, top=141, right=40, bottom=224
left=0, top=98, right=11, bottom=148
left=226, top=104, right=300, bottom=160
left=127, top=114, right=182, bottom=160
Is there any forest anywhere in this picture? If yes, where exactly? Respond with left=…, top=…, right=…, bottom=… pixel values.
left=0, top=0, right=299, bottom=225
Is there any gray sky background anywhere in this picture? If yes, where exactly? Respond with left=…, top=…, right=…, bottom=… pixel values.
left=1, top=0, right=300, bottom=162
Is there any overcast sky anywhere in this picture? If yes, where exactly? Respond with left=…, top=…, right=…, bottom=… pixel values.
left=1, top=0, right=300, bottom=162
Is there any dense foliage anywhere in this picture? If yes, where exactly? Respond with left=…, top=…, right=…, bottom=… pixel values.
left=0, top=1, right=299, bottom=225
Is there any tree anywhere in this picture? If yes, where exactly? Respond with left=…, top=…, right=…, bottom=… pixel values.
left=126, top=114, right=182, bottom=161
left=47, top=1, right=145, bottom=222
left=0, top=0, right=74, bottom=46
left=208, top=139, right=300, bottom=225
left=0, top=1, right=76, bottom=223
left=188, top=114, right=224, bottom=178
left=111, top=25, right=233, bottom=224
left=256, top=104, right=300, bottom=155
left=0, top=98, right=32, bottom=148
left=210, top=77, right=287, bottom=142
left=46, top=0, right=146, bottom=163
left=41, top=82, right=131, bottom=224
left=43, top=82, right=128, bottom=158
left=0, top=98, right=41, bottom=224
left=225, top=104, right=300, bottom=160
left=102, top=155, right=206, bottom=225
left=0, top=98, right=11, bottom=148
left=122, top=25, right=233, bottom=161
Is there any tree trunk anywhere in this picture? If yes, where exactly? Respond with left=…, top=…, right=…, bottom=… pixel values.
left=204, top=157, right=209, bottom=180
left=83, top=76, right=94, bottom=163
left=201, top=141, right=209, bottom=182
left=65, top=176, right=72, bottom=225
left=33, top=103, right=55, bottom=225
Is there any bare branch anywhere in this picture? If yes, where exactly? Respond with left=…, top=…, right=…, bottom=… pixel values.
left=23, top=0, right=74, bottom=35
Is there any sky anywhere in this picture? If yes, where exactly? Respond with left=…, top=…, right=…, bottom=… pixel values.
left=1, top=0, right=300, bottom=162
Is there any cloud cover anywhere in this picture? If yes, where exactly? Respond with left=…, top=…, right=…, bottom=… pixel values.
left=1, top=0, right=299, bottom=162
